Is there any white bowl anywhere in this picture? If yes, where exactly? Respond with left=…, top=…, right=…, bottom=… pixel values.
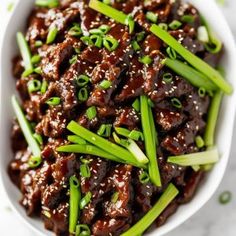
left=1, top=0, right=236, bottom=235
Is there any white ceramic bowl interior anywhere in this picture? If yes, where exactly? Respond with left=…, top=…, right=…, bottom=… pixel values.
left=1, top=0, right=236, bottom=235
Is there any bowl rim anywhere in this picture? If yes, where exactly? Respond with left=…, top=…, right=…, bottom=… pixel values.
left=1, top=0, right=236, bottom=236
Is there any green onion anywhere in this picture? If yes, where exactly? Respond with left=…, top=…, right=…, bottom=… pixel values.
left=140, top=96, right=161, bottom=186
left=76, top=75, right=90, bottom=87
left=197, top=26, right=209, bottom=43
left=111, top=192, right=119, bottom=203
left=66, top=121, right=145, bottom=168
left=192, top=165, right=201, bottom=172
left=136, top=31, right=145, bottom=42
left=57, top=144, right=126, bottom=164
left=46, top=27, right=58, bottom=44
left=132, top=41, right=141, bottom=52
left=35, top=0, right=59, bottom=8
left=171, top=98, right=182, bottom=109
left=68, top=23, right=82, bottom=37
left=162, top=58, right=218, bottom=91
left=148, top=98, right=154, bottom=108
left=22, top=68, right=34, bottom=78
left=90, top=35, right=103, bottom=48
left=139, top=171, right=150, bottom=184
left=163, top=73, right=173, bottom=83
left=202, top=163, right=214, bottom=171
left=80, top=192, right=92, bottom=209
left=132, top=98, right=140, bottom=112
left=28, top=156, right=42, bottom=168
left=146, top=11, right=158, bottom=23
left=75, top=224, right=91, bottom=236
left=12, top=96, right=41, bottom=157
left=31, top=54, right=41, bottom=64
left=81, top=36, right=93, bottom=46
left=166, top=47, right=177, bottom=60
left=204, top=91, right=223, bottom=147
left=89, top=28, right=104, bottom=35
left=86, top=106, right=97, bottom=120
left=195, top=136, right=205, bottom=148
left=16, top=32, right=33, bottom=71
left=126, top=139, right=149, bottom=164
left=150, top=24, right=232, bottom=94
left=89, top=0, right=127, bottom=25
left=27, top=80, right=42, bottom=93
left=169, top=20, right=182, bottom=30
left=69, top=55, right=78, bottom=65
left=97, top=124, right=112, bottom=137
left=139, top=55, right=153, bottom=65
left=34, top=67, right=42, bottom=75
left=121, top=183, right=179, bottom=236
left=103, top=36, right=119, bottom=51
left=181, top=15, right=194, bottom=23
left=69, top=176, right=81, bottom=234
left=129, top=130, right=144, bottom=141
left=35, top=40, right=43, bottom=47
left=80, top=164, right=91, bottom=178
left=125, top=14, right=135, bottom=34
left=103, top=0, right=110, bottom=5
left=46, top=97, right=61, bottom=106
left=158, top=23, right=168, bottom=31
left=198, top=87, right=206, bottom=97
left=99, top=80, right=112, bottom=89
left=68, top=135, right=87, bottom=145
left=219, top=191, right=232, bottom=205
left=33, top=133, right=43, bottom=145
left=78, top=87, right=89, bottom=102
left=41, top=80, right=48, bottom=94
left=99, top=24, right=111, bottom=34
left=115, top=127, right=130, bottom=137
left=168, top=147, right=219, bottom=166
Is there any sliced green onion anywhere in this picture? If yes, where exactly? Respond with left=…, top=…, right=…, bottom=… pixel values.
left=89, top=0, right=127, bottom=25
left=197, top=26, right=209, bottom=43
left=35, top=40, right=43, bottom=47
left=111, top=192, right=119, bottom=203
left=125, top=15, right=135, bottom=34
left=126, top=139, right=149, bottom=164
left=46, top=97, right=61, bottom=106
left=219, top=191, right=232, bottom=205
left=139, top=55, right=153, bottom=65
left=33, top=133, right=43, bottom=145
left=132, top=41, right=141, bottom=52
left=81, top=36, right=93, bottom=46
left=103, top=36, right=119, bottom=51
left=27, top=80, right=42, bottom=93
left=41, top=80, right=48, bottom=94
left=136, top=31, right=145, bottom=42
left=139, top=171, right=150, bottom=184
left=89, top=28, right=104, bottom=35
left=121, top=183, right=179, bottom=236
left=75, top=224, right=91, bottom=236
left=78, top=88, right=88, bottom=102
left=57, top=144, right=126, bottom=164
left=28, top=156, right=42, bottom=168
left=22, top=68, right=34, bottom=78
left=31, top=54, right=41, bottom=64
left=181, top=15, right=195, bottom=23
left=169, top=20, right=182, bottom=30
left=80, top=164, right=91, bottom=178
left=158, top=23, right=168, bottom=31
left=46, top=27, right=58, bottom=44
left=129, top=130, right=144, bottom=141
left=140, top=96, right=161, bottom=186
left=80, top=192, right=92, bottom=209
left=34, top=66, right=42, bottom=75
left=168, top=147, right=219, bottom=166
left=162, top=58, right=217, bottom=91
left=12, top=96, right=41, bottom=157
left=150, top=24, right=232, bottom=94
left=99, top=24, right=111, bottom=34
left=132, top=98, right=140, bottom=112
left=68, top=135, right=87, bottom=145
left=16, top=32, right=33, bottom=71
left=163, top=73, right=173, bottom=83
left=148, top=98, right=154, bottom=108
left=69, top=176, right=81, bottom=234
left=76, top=75, right=90, bottom=87
left=198, top=87, right=206, bottom=97
left=35, top=0, right=59, bottom=8
left=195, top=136, right=205, bottom=148
left=204, top=91, right=223, bottom=147
left=97, top=124, right=112, bottom=137
left=68, top=23, right=82, bottom=37
left=90, top=35, right=103, bottom=48
left=99, top=80, right=112, bottom=89
left=86, top=106, right=97, bottom=120
left=146, top=11, right=158, bottom=23
left=149, top=104, right=159, bottom=146
left=115, top=127, right=130, bottom=138
left=66, top=121, right=145, bottom=168
left=171, top=98, right=182, bottom=109
left=166, top=47, right=177, bottom=60
left=69, top=55, right=78, bottom=65
left=42, top=210, right=51, bottom=218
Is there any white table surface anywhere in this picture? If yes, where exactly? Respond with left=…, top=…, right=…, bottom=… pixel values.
left=0, top=1, right=236, bottom=236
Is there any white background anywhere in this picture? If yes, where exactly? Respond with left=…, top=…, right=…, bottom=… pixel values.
left=0, top=0, right=236, bottom=236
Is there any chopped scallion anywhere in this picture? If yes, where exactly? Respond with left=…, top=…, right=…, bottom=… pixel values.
left=80, top=164, right=91, bottom=178
left=139, top=55, right=153, bottom=65
left=195, top=136, right=205, bottom=148
left=28, top=156, right=42, bottom=168
left=46, top=97, right=61, bottom=106
left=80, top=192, right=92, bottom=209
left=103, top=36, right=119, bottom=51
left=76, top=75, right=90, bottom=87
left=78, top=87, right=89, bottom=102
left=75, top=224, right=91, bottom=236
left=99, top=80, right=112, bottom=90
left=35, top=0, right=59, bottom=8
left=146, top=11, right=158, bottom=23
left=139, top=171, right=150, bottom=184
left=27, top=80, right=42, bottom=93
left=132, top=98, right=140, bottom=112
left=169, top=20, right=182, bottom=30
left=111, top=192, right=119, bottom=203
left=68, top=23, right=82, bottom=37
left=86, top=106, right=97, bottom=120
left=68, top=135, right=87, bottom=145
left=171, top=98, right=182, bottom=109
left=46, top=27, right=58, bottom=44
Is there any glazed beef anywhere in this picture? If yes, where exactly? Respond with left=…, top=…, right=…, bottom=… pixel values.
left=9, top=1, right=223, bottom=236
